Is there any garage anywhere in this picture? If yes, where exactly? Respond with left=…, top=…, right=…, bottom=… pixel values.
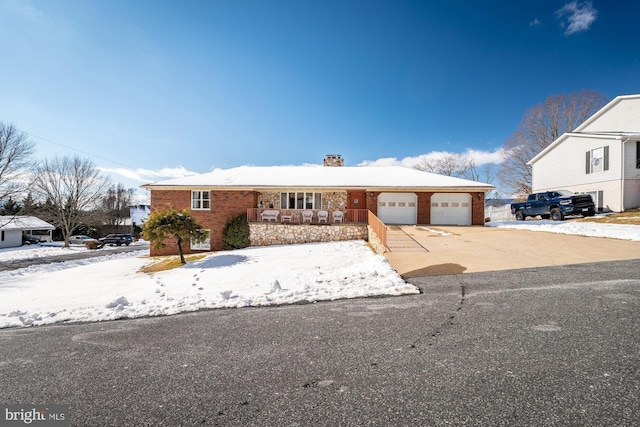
left=377, top=193, right=417, bottom=224
left=431, top=193, right=472, bottom=225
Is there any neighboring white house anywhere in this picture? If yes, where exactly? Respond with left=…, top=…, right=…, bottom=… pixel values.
left=529, top=94, right=640, bottom=212
left=0, top=216, right=55, bottom=249
left=129, top=204, right=150, bottom=226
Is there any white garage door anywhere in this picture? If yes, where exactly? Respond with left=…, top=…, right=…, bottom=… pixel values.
left=431, top=193, right=472, bottom=225
left=377, top=193, right=417, bottom=224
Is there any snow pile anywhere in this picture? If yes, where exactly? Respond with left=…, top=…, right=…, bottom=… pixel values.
left=0, top=241, right=417, bottom=328
left=0, top=240, right=145, bottom=261
left=486, top=220, right=640, bottom=241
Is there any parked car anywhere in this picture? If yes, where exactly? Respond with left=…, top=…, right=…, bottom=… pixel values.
left=68, top=235, right=101, bottom=246
left=100, top=233, right=134, bottom=246
left=22, top=234, right=41, bottom=245
left=511, top=190, right=595, bottom=221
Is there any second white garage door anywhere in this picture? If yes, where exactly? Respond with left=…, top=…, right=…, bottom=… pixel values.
left=431, top=193, right=472, bottom=225
left=377, top=193, right=417, bottom=224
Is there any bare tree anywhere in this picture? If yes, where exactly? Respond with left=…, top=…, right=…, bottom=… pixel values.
left=415, top=152, right=472, bottom=177
left=0, top=123, right=34, bottom=202
left=499, top=90, right=607, bottom=198
left=100, top=183, right=135, bottom=233
left=31, top=156, right=110, bottom=246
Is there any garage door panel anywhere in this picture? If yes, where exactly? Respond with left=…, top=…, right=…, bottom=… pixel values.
left=431, top=193, right=471, bottom=225
left=378, top=193, right=417, bottom=224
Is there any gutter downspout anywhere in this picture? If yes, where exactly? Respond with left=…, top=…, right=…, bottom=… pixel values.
left=620, top=136, right=633, bottom=212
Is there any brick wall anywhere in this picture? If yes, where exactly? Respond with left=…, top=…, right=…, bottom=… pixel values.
left=149, top=189, right=257, bottom=255
left=471, top=191, right=486, bottom=225
left=416, top=192, right=433, bottom=224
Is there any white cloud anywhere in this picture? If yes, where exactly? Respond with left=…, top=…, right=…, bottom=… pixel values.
left=556, top=1, right=597, bottom=35
left=357, top=148, right=507, bottom=168
left=529, top=18, right=541, bottom=27
left=97, top=166, right=199, bottom=183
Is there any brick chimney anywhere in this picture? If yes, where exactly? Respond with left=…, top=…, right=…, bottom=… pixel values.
left=323, top=154, right=344, bottom=167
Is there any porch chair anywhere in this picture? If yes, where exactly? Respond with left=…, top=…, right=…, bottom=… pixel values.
left=332, top=210, right=344, bottom=223
left=302, top=210, right=314, bottom=223
left=318, top=210, right=329, bottom=223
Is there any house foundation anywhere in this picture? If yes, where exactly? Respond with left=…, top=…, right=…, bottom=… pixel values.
left=250, top=223, right=368, bottom=247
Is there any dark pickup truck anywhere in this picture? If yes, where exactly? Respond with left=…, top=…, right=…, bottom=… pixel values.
left=511, top=190, right=596, bottom=221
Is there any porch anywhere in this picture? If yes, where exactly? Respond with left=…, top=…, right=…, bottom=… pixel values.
left=247, top=208, right=369, bottom=224
left=247, top=209, right=388, bottom=254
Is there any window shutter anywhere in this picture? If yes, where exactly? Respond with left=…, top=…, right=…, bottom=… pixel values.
left=603, top=146, right=609, bottom=171
left=586, top=151, right=591, bottom=174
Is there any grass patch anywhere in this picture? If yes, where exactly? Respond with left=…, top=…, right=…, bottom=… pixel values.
left=140, top=254, right=207, bottom=273
left=577, top=208, right=640, bottom=225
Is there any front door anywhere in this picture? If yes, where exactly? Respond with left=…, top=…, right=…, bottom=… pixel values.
left=348, top=190, right=367, bottom=210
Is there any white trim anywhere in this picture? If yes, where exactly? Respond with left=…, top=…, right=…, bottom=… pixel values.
left=191, top=190, right=211, bottom=210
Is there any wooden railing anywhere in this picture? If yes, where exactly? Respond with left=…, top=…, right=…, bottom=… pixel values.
left=247, top=208, right=369, bottom=224
left=367, top=210, right=387, bottom=248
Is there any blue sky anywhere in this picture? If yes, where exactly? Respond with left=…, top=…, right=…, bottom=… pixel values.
left=1, top=0, right=638, bottom=199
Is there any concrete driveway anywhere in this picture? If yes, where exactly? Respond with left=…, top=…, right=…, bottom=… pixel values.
left=385, top=225, right=640, bottom=278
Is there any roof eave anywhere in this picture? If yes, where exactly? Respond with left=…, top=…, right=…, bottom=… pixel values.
left=141, top=184, right=495, bottom=192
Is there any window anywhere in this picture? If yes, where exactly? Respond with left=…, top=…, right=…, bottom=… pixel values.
left=388, top=202, right=396, bottom=207
left=441, top=202, right=449, bottom=207
left=280, top=192, right=322, bottom=209
left=451, top=202, right=459, bottom=208
left=586, top=146, right=609, bottom=174
left=636, top=141, right=640, bottom=169
left=192, top=191, right=210, bottom=210
left=408, top=202, right=416, bottom=207
left=191, top=230, right=211, bottom=250
left=378, top=201, right=386, bottom=207
left=398, top=202, right=406, bottom=207
left=432, top=202, right=438, bottom=207
left=1, top=230, right=4, bottom=241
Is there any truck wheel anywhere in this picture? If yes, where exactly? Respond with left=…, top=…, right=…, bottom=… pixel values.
left=515, top=211, right=525, bottom=221
left=550, top=208, right=563, bottom=221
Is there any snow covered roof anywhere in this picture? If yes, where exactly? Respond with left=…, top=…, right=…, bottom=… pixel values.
left=0, top=216, right=56, bottom=231
left=142, top=165, right=494, bottom=191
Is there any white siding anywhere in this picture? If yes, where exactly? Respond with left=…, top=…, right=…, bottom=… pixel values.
left=579, top=97, right=640, bottom=133
left=532, top=134, right=621, bottom=189
left=0, top=229, right=22, bottom=249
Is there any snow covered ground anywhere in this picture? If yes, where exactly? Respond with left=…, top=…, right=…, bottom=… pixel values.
left=0, top=241, right=416, bottom=329
left=486, top=219, right=640, bottom=241
left=2, top=219, right=639, bottom=329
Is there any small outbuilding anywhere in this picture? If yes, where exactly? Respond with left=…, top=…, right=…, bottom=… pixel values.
left=0, top=216, right=55, bottom=249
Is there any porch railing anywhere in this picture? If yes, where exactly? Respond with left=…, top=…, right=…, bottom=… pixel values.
left=367, top=210, right=387, bottom=248
left=247, top=208, right=369, bottom=224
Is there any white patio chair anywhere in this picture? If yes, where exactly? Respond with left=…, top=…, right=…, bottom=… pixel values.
left=318, top=210, right=329, bottom=223
left=332, top=210, right=344, bottom=223
left=302, top=210, right=314, bottom=223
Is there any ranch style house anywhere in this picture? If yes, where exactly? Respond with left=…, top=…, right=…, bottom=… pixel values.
left=141, top=155, right=494, bottom=256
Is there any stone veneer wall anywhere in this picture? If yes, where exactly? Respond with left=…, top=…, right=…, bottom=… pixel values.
left=258, top=192, right=280, bottom=209
left=366, top=225, right=386, bottom=254
left=250, top=223, right=368, bottom=247
left=322, top=192, right=347, bottom=209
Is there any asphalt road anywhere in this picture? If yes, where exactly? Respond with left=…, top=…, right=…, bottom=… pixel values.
left=1, top=259, right=639, bottom=426
left=0, top=242, right=150, bottom=272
